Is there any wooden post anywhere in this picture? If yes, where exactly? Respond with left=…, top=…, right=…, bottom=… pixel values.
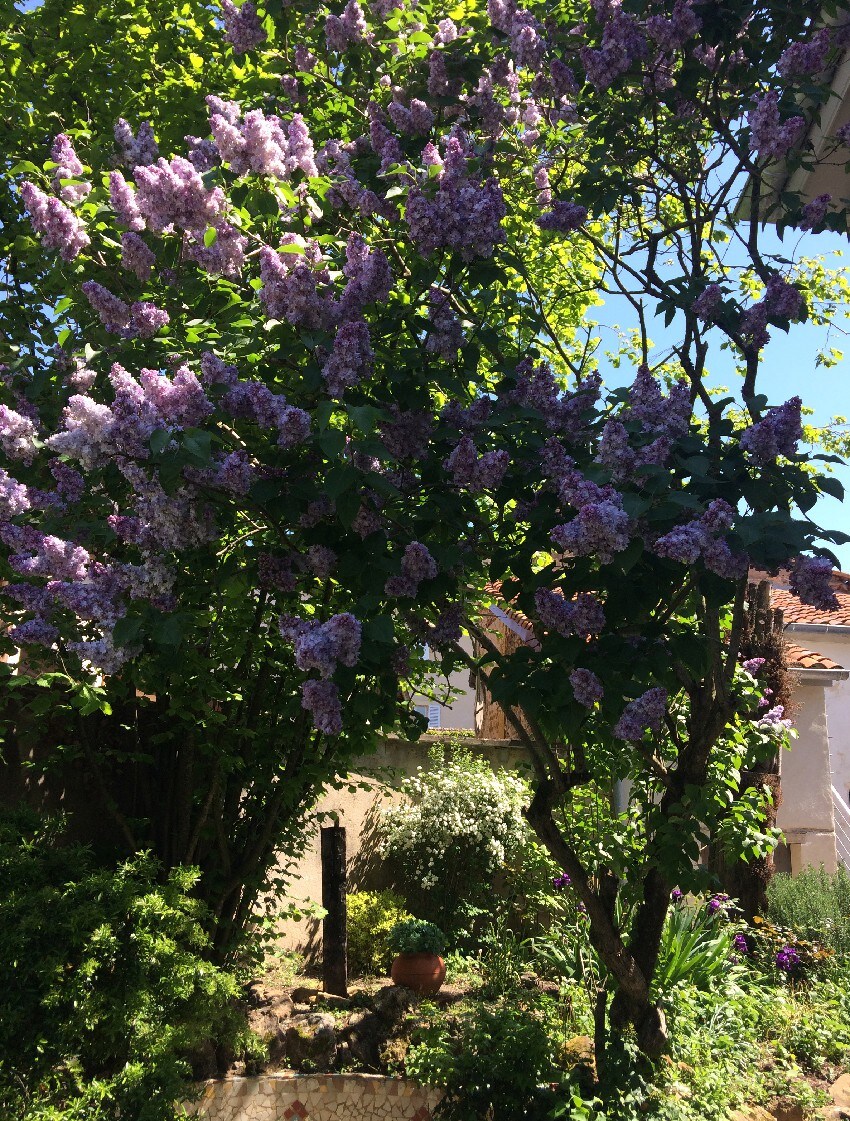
left=321, top=825, right=348, bottom=996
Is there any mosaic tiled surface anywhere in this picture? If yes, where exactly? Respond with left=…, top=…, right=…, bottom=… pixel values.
left=181, top=1074, right=441, bottom=1120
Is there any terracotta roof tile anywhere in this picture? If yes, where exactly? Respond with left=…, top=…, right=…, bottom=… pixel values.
left=771, top=588, right=850, bottom=627
left=784, top=642, right=844, bottom=671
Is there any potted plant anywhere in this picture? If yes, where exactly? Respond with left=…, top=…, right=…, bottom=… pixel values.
left=388, top=919, right=447, bottom=994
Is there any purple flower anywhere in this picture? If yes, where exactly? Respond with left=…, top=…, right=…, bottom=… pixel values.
left=0, top=469, right=31, bottom=517
left=613, top=687, right=667, bottom=741
left=0, top=405, right=38, bottom=464
left=302, top=678, right=343, bottom=735
left=748, top=91, right=806, bottom=162
left=777, top=28, right=831, bottom=78
left=789, top=555, right=838, bottom=611
left=133, top=156, right=225, bottom=235
left=129, top=301, right=169, bottom=338
left=444, top=436, right=508, bottom=493
left=693, top=283, right=723, bottom=322
left=325, top=0, right=368, bottom=50
left=285, top=612, right=362, bottom=677
left=385, top=542, right=439, bottom=598
left=258, top=242, right=336, bottom=330
left=552, top=872, right=572, bottom=889
left=425, top=287, right=465, bottom=358
left=121, top=232, right=156, bottom=281
left=186, top=222, right=247, bottom=279
left=220, top=0, right=267, bottom=54
left=550, top=501, right=631, bottom=564
left=535, top=589, right=605, bottom=639
left=733, top=932, right=751, bottom=955
left=776, top=944, right=800, bottom=973
left=537, top=200, right=587, bottom=233
left=50, top=133, right=90, bottom=204
left=742, top=657, right=766, bottom=676
left=109, top=171, right=145, bottom=230
left=626, top=364, right=691, bottom=438
left=10, top=618, right=60, bottom=647
left=20, top=182, right=89, bottom=261
left=322, top=319, right=373, bottom=398
left=114, top=119, right=158, bottom=168
left=740, top=397, right=802, bottom=463
left=799, top=192, right=831, bottom=231
left=645, top=0, right=701, bottom=51
left=706, top=893, right=729, bottom=915
left=580, top=9, right=647, bottom=91
left=569, top=667, right=604, bottom=708
left=671, top=888, right=683, bottom=902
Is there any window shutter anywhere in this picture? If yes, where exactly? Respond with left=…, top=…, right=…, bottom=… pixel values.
left=427, top=703, right=441, bottom=729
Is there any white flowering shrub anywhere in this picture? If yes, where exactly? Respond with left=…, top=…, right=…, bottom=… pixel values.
left=379, top=746, right=531, bottom=938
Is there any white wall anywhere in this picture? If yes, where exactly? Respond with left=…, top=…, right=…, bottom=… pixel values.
left=790, top=635, right=850, bottom=807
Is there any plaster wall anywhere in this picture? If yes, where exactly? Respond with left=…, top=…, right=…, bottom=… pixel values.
left=794, top=634, right=850, bottom=806
left=776, top=679, right=837, bottom=872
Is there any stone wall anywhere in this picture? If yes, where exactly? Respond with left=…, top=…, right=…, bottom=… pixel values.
left=183, top=1074, right=441, bottom=1121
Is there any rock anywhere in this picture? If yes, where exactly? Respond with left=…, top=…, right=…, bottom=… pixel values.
left=317, top=992, right=352, bottom=1010
left=558, top=1036, right=596, bottom=1092
left=292, top=1002, right=313, bottom=1014
left=730, top=1108, right=774, bottom=1121
left=769, top=1101, right=804, bottom=1121
left=373, top=983, right=418, bottom=1026
left=520, top=971, right=539, bottom=989
left=380, top=1035, right=410, bottom=1068
left=343, top=1008, right=384, bottom=1069
left=832, top=1075, right=850, bottom=1113
left=284, top=1012, right=337, bottom=1072
left=291, top=985, right=320, bottom=1004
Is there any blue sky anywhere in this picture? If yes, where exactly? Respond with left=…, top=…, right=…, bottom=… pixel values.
left=594, top=227, right=850, bottom=570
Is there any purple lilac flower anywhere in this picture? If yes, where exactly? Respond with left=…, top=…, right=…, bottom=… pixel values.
left=800, top=193, right=831, bottom=231
left=305, top=545, right=337, bottom=578
left=757, top=705, right=792, bottom=732
left=645, top=0, right=701, bottom=51
left=121, top=232, right=156, bottom=281
left=340, top=233, right=392, bottom=315
left=294, top=44, right=318, bottom=70
left=534, top=589, right=606, bottom=638
left=302, top=678, right=343, bottom=735
left=258, top=242, right=336, bottom=330
left=551, top=501, right=631, bottom=564
left=186, top=223, right=247, bottom=278
left=740, top=397, right=802, bottom=463
left=114, top=119, right=159, bottom=168
left=570, top=667, right=604, bottom=708
left=10, top=618, right=60, bottom=647
left=223, top=377, right=309, bottom=448
left=129, top=301, right=169, bottom=338
left=693, top=283, right=723, bottom=321
left=552, top=872, right=572, bottom=889
left=537, top=200, right=587, bottom=233
left=109, top=171, right=145, bottom=230
left=777, top=27, right=831, bottom=77
left=580, top=9, right=648, bottom=92
left=20, top=182, right=89, bottom=261
left=285, top=612, right=362, bottom=677
left=748, top=90, right=806, bottom=162
left=776, top=944, right=800, bottom=972
left=626, top=364, right=691, bottom=438
left=322, top=319, right=373, bottom=397
left=50, top=133, right=91, bottom=204
left=789, top=555, right=839, bottom=611
left=429, top=603, right=464, bottom=647
left=258, top=552, right=297, bottom=592
left=385, top=541, right=438, bottom=598
left=444, top=436, right=509, bottom=492
left=81, top=281, right=131, bottom=333
left=185, top=135, right=221, bottom=172
left=435, top=17, right=458, bottom=43
left=379, top=408, right=433, bottom=461
left=613, top=687, right=667, bottom=741
left=0, top=405, right=38, bottom=464
left=425, top=287, right=465, bottom=357
left=133, top=156, right=225, bottom=235
left=220, top=0, right=267, bottom=53
left=742, top=657, right=766, bottom=676
left=406, top=135, right=507, bottom=262
left=0, top=469, right=31, bottom=517
left=325, top=0, right=368, bottom=50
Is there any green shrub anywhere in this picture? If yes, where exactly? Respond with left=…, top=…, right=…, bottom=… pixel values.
left=346, top=890, right=413, bottom=977
left=389, top=918, right=446, bottom=955
left=0, top=809, right=246, bottom=1121
left=766, top=867, right=850, bottom=957
left=652, top=897, right=734, bottom=999
left=405, top=998, right=561, bottom=1120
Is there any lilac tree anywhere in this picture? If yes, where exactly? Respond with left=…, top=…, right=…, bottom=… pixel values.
left=1, top=0, right=847, bottom=1054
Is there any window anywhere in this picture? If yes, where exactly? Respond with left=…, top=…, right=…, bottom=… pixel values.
left=414, top=703, right=441, bottom=729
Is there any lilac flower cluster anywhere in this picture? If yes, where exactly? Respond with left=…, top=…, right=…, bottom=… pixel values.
left=580, top=7, right=648, bottom=92
left=121, top=232, right=156, bottom=281
left=81, top=282, right=169, bottom=338
left=693, top=283, right=723, bottom=322
left=645, top=0, right=701, bottom=52
left=302, top=678, right=343, bottom=735
left=756, top=704, right=792, bottom=733
left=613, top=686, right=667, bottom=741
left=114, top=119, right=159, bottom=168
left=282, top=611, right=362, bottom=677
left=258, top=241, right=335, bottom=330
left=222, top=375, right=310, bottom=449
left=534, top=588, right=606, bottom=638
left=789, top=555, right=839, bottom=611
left=406, top=135, right=507, bottom=262
left=653, top=499, right=746, bottom=579
left=0, top=469, right=31, bottom=517
left=20, top=182, right=89, bottom=262
left=741, top=657, right=766, bottom=676
left=740, top=396, right=802, bottom=463
left=0, top=405, right=38, bottom=464
left=776, top=27, right=831, bottom=78
left=596, top=419, right=670, bottom=482
left=185, top=222, right=247, bottom=278
left=444, top=436, right=509, bottom=492
left=800, top=193, right=831, bottom=231
left=108, top=464, right=216, bottom=552
left=258, top=552, right=297, bottom=592
left=741, top=276, right=805, bottom=350
left=185, top=135, right=221, bottom=172
left=748, top=90, right=805, bottom=162
left=340, top=233, right=393, bottom=316
left=537, top=200, right=587, bottom=233
left=220, top=0, right=267, bottom=54
left=385, top=542, right=438, bottom=597
left=425, top=287, right=465, bottom=358
left=325, top=0, right=368, bottom=51
left=208, top=99, right=318, bottom=179
left=379, top=408, right=433, bottom=461
left=569, top=667, right=604, bottom=707
left=133, top=156, right=226, bottom=234
left=388, top=98, right=434, bottom=136
left=50, top=134, right=90, bottom=204
left=626, top=365, right=691, bottom=439
left=550, top=498, right=631, bottom=564
left=109, top=172, right=145, bottom=231
left=322, top=320, right=373, bottom=397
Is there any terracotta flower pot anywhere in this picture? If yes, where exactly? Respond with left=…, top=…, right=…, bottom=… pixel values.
left=390, top=952, right=446, bottom=995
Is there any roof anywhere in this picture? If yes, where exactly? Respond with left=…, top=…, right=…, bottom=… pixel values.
left=784, top=642, right=844, bottom=671
left=771, top=588, right=850, bottom=627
